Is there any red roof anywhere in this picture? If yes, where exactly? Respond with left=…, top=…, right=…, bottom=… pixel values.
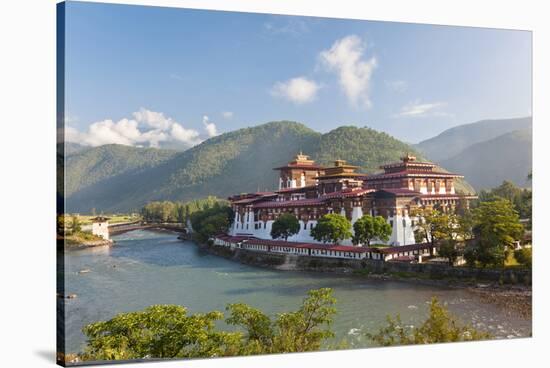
left=419, top=194, right=477, bottom=200
left=375, top=188, right=421, bottom=196
left=273, top=164, right=325, bottom=170
left=231, top=192, right=277, bottom=204
left=221, top=235, right=374, bottom=253
left=215, top=235, right=438, bottom=256
left=377, top=242, right=434, bottom=254
left=380, top=161, right=436, bottom=170
left=321, top=188, right=374, bottom=199
left=275, top=185, right=316, bottom=193
left=253, top=197, right=326, bottom=208
left=366, top=170, right=462, bottom=180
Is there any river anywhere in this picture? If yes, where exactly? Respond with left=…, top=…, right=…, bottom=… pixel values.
left=61, top=230, right=531, bottom=354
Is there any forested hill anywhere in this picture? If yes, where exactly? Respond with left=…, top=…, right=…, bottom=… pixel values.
left=65, top=144, right=178, bottom=197
left=65, top=121, right=473, bottom=213
left=415, top=117, right=532, bottom=162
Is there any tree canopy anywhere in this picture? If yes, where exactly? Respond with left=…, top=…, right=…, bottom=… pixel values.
left=478, top=180, right=532, bottom=222
left=311, top=214, right=352, bottom=244
left=367, top=297, right=490, bottom=346
left=80, top=288, right=337, bottom=361
left=141, top=197, right=225, bottom=224
left=352, top=215, right=391, bottom=246
left=473, top=199, right=524, bottom=248
left=190, top=203, right=234, bottom=243
left=270, top=213, right=300, bottom=241
left=462, top=198, right=524, bottom=268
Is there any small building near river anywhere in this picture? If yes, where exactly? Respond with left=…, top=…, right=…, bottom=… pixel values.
left=91, top=216, right=110, bottom=240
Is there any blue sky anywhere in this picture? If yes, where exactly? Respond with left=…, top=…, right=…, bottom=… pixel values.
left=63, top=1, right=531, bottom=148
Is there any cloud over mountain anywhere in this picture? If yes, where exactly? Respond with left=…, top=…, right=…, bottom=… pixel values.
left=393, top=100, right=449, bottom=118
left=271, top=77, right=320, bottom=104
left=65, top=108, right=216, bottom=148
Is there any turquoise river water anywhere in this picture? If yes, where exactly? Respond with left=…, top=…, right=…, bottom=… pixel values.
left=61, top=230, right=531, bottom=353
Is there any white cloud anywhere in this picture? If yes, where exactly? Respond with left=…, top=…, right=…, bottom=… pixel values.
left=170, top=123, right=200, bottom=145
left=271, top=77, right=320, bottom=104
left=393, top=100, right=450, bottom=118
left=202, top=115, right=218, bottom=137
left=66, top=108, right=211, bottom=148
left=81, top=119, right=143, bottom=146
left=319, top=35, right=377, bottom=108
left=132, top=108, right=174, bottom=130
left=222, top=111, right=233, bottom=119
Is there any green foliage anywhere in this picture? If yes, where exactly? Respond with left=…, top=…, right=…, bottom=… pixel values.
left=352, top=215, right=391, bottom=246
left=311, top=214, right=352, bottom=244
left=81, top=305, right=239, bottom=361
left=478, top=180, right=532, bottom=227
left=226, top=288, right=336, bottom=354
left=270, top=213, right=300, bottom=241
left=190, top=203, right=234, bottom=242
left=367, top=297, right=490, bottom=346
left=70, top=215, right=81, bottom=234
left=514, top=247, right=532, bottom=268
left=81, top=288, right=336, bottom=361
left=473, top=199, right=524, bottom=248
left=141, top=196, right=225, bottom=223
left=438, top=239, right=461, bottom=266
left=411, top=208, right=459, bottom=256
left=65, top=144, right=178, bottom=197
left=313, top=125, right=423, bottom=173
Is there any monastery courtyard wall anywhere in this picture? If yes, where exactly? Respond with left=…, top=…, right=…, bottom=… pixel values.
left=203, top=242, right=531, bottom=285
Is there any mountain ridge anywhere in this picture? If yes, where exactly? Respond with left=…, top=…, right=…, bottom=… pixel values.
left=415, top=117, right=532, bottom=162
left=440, top=128, right=532, bottom=190
left=66, top=121, right=469, bottom=213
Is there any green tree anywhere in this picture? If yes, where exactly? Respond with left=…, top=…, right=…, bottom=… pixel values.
left=80, top=288, right=337, bottom=361
left=70, top=215, right=81, bottom=234
left=438, top=239, right=460, bottom=266
left=190, top=204, right=234, bottom=242
left=478, top=180, right=532, bottom=223
left=457, top=209, right=475, bottom=241
left=514, top=247, right=532, bottom=268
left=81, top=305, right=241, bottom=361
left=176, top=205, right=186, bottom=224
left=352, top=215, right=392, bottom=246
left=411, top=208, right=450, bottom=255
left=473, top=199, right=524, bottom=249
left=270, top=213, right=301, bottom=241
left=226, top=288, right=336, bottom=354
left=367, top=297, right=490, bottom=346
left=311, top=214, right=352, bottom=244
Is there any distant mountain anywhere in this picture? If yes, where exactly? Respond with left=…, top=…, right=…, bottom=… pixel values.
left=440, top=128, right=532, bottom=190
left=65, top=121, right=473, bottom=213
left=415, top=117, right=532, bottom=162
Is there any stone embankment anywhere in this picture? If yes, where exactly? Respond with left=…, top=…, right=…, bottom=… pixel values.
left=195, top=242, right=531, bottom=317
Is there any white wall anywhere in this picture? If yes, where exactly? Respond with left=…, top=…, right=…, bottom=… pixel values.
left=230, top=208, right=416, bottom=246
left=92, top=221, right=110, bottom=240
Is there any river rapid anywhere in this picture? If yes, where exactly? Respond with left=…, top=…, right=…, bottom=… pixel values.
left=61, top=230, right=531, bottom=354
